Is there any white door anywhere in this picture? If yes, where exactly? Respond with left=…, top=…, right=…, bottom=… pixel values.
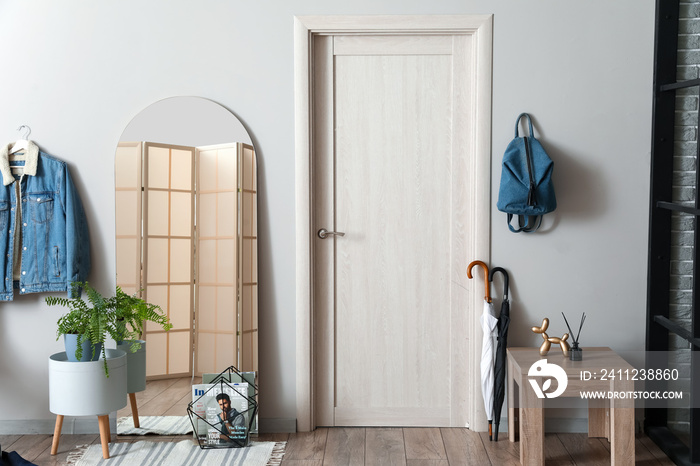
left=306, top=23, right=491, bottom=428
left=296, top=16, right=492, bottom=431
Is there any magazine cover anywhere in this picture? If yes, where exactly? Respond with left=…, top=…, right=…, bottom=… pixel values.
left=191, top=383, right=249, bottom=446
left=202, top=371, right=258, bottom=435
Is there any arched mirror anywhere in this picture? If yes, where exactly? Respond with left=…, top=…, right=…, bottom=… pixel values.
left=114, top=96, right=258, bottom=381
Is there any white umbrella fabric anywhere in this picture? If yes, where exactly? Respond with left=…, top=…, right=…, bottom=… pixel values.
left=468, top=260, right=498, bottom=441
left=480, top=298, right=498, bottom=439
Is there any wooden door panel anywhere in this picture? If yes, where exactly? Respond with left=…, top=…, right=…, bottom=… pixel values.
left=335, top=53, right=453, bottom=417
left=321, top=34, right=469, bottom=426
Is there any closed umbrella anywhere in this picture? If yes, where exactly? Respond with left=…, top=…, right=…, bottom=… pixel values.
left=467, top=260, right=498, bottom=441
left=489, top=267, right=510, bottom=442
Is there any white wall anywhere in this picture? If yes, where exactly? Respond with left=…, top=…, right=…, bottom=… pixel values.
left=0, top=0, right=655, bottom=432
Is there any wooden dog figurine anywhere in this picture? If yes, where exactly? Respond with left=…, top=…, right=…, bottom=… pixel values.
left=531, top=318, right=570, bottom=357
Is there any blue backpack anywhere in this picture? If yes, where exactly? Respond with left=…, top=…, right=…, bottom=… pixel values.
left=496, top=113, right=556, bottom=233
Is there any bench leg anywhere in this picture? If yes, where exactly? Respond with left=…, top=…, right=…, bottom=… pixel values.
left=508, top=366, right=519, bottom=442
left=610, top=380, right=634, bottom=465
left=98, top=415, right=111, bottom=459
left=521, top=380, right=545, bottom=466
left=129, top=392, right=140, bottom=428
left=588, top=399, right=609, bottom=439
left=50, top=415, right=64, bottom=455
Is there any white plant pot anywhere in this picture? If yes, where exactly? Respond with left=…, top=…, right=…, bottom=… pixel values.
left=117, top=340, right=147, bottom=393
left=49, top=349, right=127, bottom=416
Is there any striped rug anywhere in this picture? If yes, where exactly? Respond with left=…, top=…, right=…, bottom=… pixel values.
left=70, top=440, right=285, bottom=466
left=117, top=416, right=193, bottom=435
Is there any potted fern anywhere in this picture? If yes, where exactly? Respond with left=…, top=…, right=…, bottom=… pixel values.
left=47, top=283, right=172, bottom=379
left=47, top=282, right=115, bottom=376
left=111, top=285, right=172, bottom=350
left=111, top=286, right=171, bottom=425
left=112, top=286, right=171, bottom=394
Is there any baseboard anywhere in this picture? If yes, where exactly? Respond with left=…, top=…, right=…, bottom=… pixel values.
left=259, top=418, right=296, bottom=433
left=0, top=415, right=117, bottom=435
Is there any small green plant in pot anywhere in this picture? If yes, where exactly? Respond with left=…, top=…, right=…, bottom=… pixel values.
left=112, top=285, right=172, bottom=350
left=47, top=282, right=114, bottom=376
left=111, top=286, right=171, bottom=397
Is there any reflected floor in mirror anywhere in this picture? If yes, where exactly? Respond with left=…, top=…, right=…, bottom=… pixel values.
left=116, top=376, right=202, bottom=418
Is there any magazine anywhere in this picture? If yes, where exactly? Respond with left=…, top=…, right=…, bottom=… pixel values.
left=202, top=371, right=258, bottom=435
left=191, top=383, right=249, bottom=446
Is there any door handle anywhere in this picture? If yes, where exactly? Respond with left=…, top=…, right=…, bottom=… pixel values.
left=317, top=228, right=345, bottom=239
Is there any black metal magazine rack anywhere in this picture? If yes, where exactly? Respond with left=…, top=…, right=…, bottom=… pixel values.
left=187, top=366, right=258, bottom=449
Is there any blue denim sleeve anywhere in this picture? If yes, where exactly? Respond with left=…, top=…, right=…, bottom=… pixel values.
left=62, top=164, right=90, bottom=297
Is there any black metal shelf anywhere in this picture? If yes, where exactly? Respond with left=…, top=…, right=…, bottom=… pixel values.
left=647, top=0, right=700, bottom=462
left=657, top=201, right=700, bottom=216
left=660, top=78, right=700, bottom=92
left=654, top=316, right=700, bottom=348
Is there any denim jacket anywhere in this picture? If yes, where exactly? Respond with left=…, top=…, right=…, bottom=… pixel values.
left=0, top=141, right=90, bottom=300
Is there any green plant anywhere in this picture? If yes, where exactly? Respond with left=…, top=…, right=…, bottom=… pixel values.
left=46, top=282, right=113, bottom=375
left=112, top=285, right=172, bottom=352
left=46, top=282, right=172, bottom=377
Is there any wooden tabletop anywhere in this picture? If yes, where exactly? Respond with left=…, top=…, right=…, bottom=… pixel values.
left=507, top=346, right=634, bottom=375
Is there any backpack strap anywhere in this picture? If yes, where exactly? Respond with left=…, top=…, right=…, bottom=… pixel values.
left=507, top=214, right=543, bottom=233
left=514, top=113, right=534, bottom=138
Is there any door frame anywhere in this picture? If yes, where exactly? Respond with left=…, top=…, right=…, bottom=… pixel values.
left=294, top=15, right=493, bottom=432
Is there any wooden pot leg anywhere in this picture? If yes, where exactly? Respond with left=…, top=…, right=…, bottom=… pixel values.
left=129, top=393, right=140, bottom=428
left=97, top=415, right=111, bottom=459
left=50, top=415, right=64, bottom=456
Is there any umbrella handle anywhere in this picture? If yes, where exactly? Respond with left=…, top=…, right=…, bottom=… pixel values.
left=489, top=267, right=509, bottom=300
left=467, top=260, right=491, bottom=303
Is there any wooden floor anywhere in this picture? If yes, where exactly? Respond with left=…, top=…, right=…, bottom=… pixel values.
left=0, top=377, right=676, bottom=465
